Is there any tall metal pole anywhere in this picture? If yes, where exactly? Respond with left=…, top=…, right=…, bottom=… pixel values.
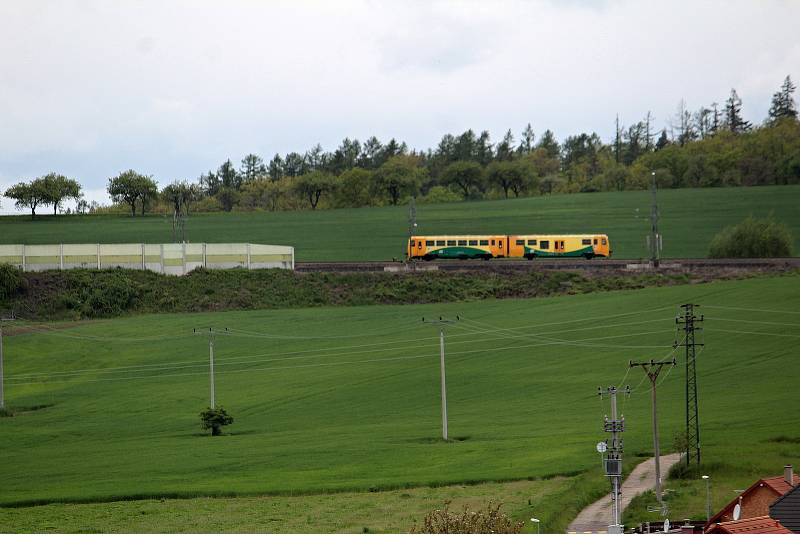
left=676, top=304, right=704, bottom=466
left=439, top=328, right=448, bottom=441
left=630, top=357, right=676, bottom=507
left=0, top=315, right=15, bottom=410
left=600, top=385, right=627, bottom=534
left=650, top=171, right=660, bottom=267
left=209, top=333, right=215, bottom=409
left=423, top=316, right=458, bottom=441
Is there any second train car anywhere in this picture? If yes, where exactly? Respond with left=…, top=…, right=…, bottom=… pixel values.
left=407, top=234, right=611, bottom=260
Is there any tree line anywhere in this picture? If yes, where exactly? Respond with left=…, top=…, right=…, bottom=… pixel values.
left=3, top=76, right=798, bottom=219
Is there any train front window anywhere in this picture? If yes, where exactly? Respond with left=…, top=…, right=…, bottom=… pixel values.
left=410, top=240, right=415, bottom=247
left=540, top=240, right=549, bottom=249
left=491, top=240, right=495, bottom=245
left=593, top=238, right=598, bottom=245
left=602, top=238, right=607, bottom=245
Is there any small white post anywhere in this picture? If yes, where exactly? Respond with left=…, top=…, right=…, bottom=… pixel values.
left=246, top=243, right=251, bottom=270
left=182, top=242, right=187, bottom=275
left=141, top=243, right=146, bottom=270
left=96, top=244, right=101, bottom=269
left=202, top=243, right=207, bottom=268
left=59, top=243, right=64, bottom=270
left=21, top=244, right=26, bottom=272
left=160, top=244, right=165, bottom=274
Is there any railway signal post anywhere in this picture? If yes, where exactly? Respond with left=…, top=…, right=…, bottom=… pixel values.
left=423, top=316, right=459, bottom=441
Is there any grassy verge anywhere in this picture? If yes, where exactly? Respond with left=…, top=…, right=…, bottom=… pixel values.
left=2, top=264, right=787, bottom=321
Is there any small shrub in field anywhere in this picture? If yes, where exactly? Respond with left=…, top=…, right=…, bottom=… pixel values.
left=709, top=216, right=793, bottom=258
left=409, top=501, right=522, bottom=534
left=200, top=406, right=234, bottom=436
left=0, top=264, right=25, bottom=300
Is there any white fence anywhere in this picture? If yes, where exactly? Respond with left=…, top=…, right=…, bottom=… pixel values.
left=0, top=243, right=294, bottom=275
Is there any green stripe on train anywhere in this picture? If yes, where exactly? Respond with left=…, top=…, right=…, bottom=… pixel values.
left=525, top=245, right=595, bottom=258
left=424, top=246, right=490, bottom=259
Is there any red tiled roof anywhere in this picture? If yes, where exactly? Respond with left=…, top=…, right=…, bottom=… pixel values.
left=706, top=515, right=792, bottom=534
left=708, top=475, right=800, bottom=525
left=762, top=475, right=800, bottom=495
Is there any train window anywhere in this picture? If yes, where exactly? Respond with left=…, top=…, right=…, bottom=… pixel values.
left=447, top=240, right=456, bottom=246
left=593, top=238, right=598, bottom=245
left=457, top=240, right=467, bottom=246
left=426, top=241, right=434, bottom=246
left=516, top=239, right=524, bottom=245
left=436, top=240, right=445, bottom=246
left=527, top=239, right=537, bottom=246
left=491, top=240, right=495, bottom=245
left=468, top=240, right=478, bottom=246
left=479, top=240, right=489, bottom=246
left=418, top=241, right=422, bottom=248
left=582, top=239, right=591, bottom=245
left=602, top=238, right=607, bottom=245
left=410, top=240, right=415, bottom=247
left=540, top=240, right=550, bottom=249
left=499, top=241, right=503, bottom=248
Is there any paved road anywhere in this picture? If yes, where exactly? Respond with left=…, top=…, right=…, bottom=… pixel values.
left=566, top=453, right=683, bottom=533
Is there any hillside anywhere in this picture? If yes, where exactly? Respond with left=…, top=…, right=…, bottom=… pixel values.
left=2, top=275, right=797, bottom=515
left=1, top=185, right=799, bottom=260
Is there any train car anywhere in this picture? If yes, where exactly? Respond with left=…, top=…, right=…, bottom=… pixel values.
left=507, top=234, right=611, bottom=259
left=408, top=235, right=508, bottom=260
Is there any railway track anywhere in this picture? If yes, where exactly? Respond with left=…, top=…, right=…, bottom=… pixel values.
left=295, top=257, right=800, bottom=272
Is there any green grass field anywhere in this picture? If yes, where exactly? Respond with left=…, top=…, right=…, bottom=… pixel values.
left=1, top=274, right=798, bottom=532
left=1, top=186, right=799, bottom=260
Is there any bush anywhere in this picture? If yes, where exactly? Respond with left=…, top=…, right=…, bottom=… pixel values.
left=200, top=406, right=234, bottom=436
left=709, top=215, right=793, bottom=258
left=85, top=274, right=136, bottom=317
left=0, top=264, right=25, bottom=300
left=409, top=502, right=522, bottom=534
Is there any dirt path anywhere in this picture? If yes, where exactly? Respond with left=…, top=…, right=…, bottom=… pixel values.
left=566, top=453, right=682, bottom=533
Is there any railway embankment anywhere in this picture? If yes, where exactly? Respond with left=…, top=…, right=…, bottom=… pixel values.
left=1, top=262, right=796, bottom=322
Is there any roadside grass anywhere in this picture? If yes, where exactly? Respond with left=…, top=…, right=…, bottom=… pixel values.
left=0, top=275, right=798, bottom=531
left=1, top=186, right=799, bottom=260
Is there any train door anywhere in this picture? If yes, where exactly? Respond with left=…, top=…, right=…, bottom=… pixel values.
left=556, top=240, right=565, bottom=255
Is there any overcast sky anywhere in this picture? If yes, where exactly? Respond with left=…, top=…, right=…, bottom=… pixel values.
left=1, top=0, right=798, bottom=212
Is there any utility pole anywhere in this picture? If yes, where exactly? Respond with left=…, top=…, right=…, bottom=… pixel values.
left=0, top=313, right=16, bottom=410
left=599, top=385, right=629, bottom=534
left=407, top=196, right=417, bottom=261
left=194, top=327, right=227, bottom=409
left=675, top=304, right=704, bottom=466
left=629, top=357, right=676, bottom=508
left=423, top=316, right=459, bottom=441
left=648, top=171, right=661, bottom=267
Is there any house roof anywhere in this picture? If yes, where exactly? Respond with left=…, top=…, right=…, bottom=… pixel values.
left=763, top=475, right=800, bottom=495
left=706, top=516, right=793, bottom=534
left=708, top=474, right=800, bottom=525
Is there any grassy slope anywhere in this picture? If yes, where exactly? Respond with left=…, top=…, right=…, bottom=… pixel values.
left=1, top=274, right=798, bottom=522
left=1, top=186, right=799, bottom=260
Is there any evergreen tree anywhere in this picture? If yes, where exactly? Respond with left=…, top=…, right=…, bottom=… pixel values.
left=476, top=130, right=494, bottom=165
left=240, top=154, right=265, bottom=184
left=536, top=129, right=560, bottom=159
left=768, top=75, right=798, bottom=123
left=495, top=129, right=515, bottom=161
left=655, top=129, right=670, bottom=151
left=268, top=154, right=284, bottom=180
left=724, top=89, right=752, bottom=134
left=518, top=123, right=535, bottom=154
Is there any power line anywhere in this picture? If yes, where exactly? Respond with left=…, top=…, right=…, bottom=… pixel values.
left=1, top=312, right=17, bottom=409
left=703, top=305, right=800, bottom=315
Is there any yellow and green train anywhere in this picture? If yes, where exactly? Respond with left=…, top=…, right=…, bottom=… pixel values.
left=407, top=234, right=611, bottom=260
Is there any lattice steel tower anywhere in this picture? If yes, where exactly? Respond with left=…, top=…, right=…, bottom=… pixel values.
left=676, top=304, right=704, bottom=465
